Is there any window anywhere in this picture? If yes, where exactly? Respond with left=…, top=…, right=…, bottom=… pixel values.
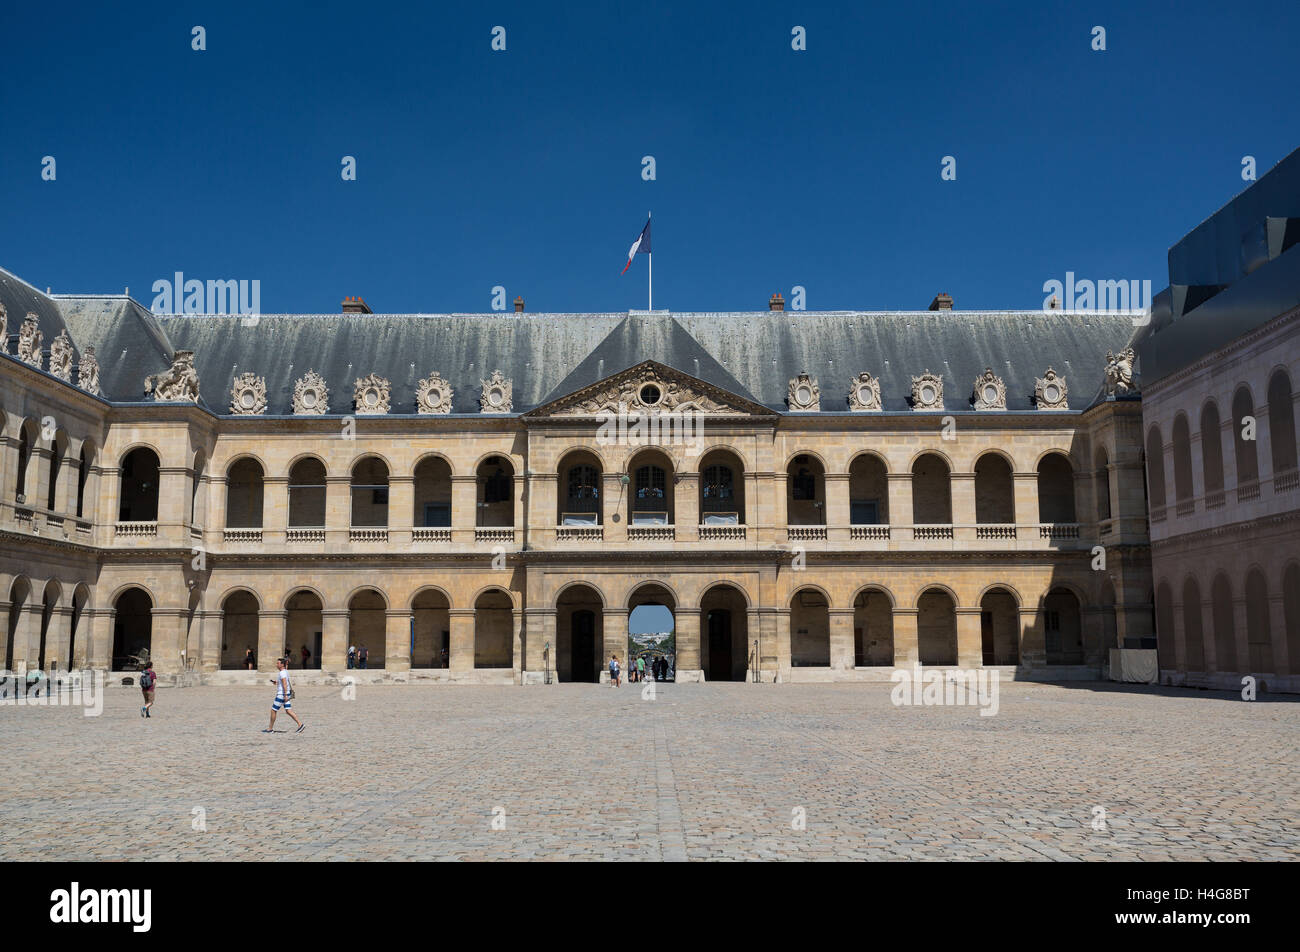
left=484, top=466, right=510, bottom=503
left=850, top=500, right=879, bottom=525
left=423, top=503, right=450, bottom=527
left=792, top=467, right=816, bottom=501
left=1046, top=610, right=1061, bottom=632
left=566, top=465, right=599, bottom=511
left=702, top=465, right=734, bottom=510
left=635, top=465, right=665, bottom=502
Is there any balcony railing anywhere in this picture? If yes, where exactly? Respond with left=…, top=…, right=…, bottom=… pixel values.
left=1275, top=470, right=1300, bottom=493
left=476, top=527, right=515, bottom=544
left=350, top=527, right=388, bottom=542
left=14, top=508, right=34, bottom=528
left=628, top=524, right=675, bottom=541
left=913, top=525, right=953, bottom=540
left=1038, top=523, right=1080, bottom=540
left=1205, top=491, right=1226, bottom=510
left=287, top=527, right=325, bottom=542
left=975, top=524, right=1016, bottom=540
left=1098, top=519, right=1114, bottom=536
left=1150, top=507, right=1167, bottom=523
left=223, top=528, right=263, bottom=543
left=115, top=521, right=158, bottom=538
left=850, top=524, right=890, bottom=540
left=699, top=524, right=746, bottom=541
left=413, top=527, right=452, bottom=542
left=1175, top=499, right=1195, bottom=516
left=787, top=525, right=827, bottom=541
left=1236, top=482, right=1260, bottom=503
left=556, top=525, right=603, bottom=542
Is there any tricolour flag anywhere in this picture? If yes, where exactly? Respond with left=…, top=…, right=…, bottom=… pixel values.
left=621, top=218, right=652, bottom=274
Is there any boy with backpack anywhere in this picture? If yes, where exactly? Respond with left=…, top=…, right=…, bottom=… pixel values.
left=139, top=663, right=156, bottom=717
left=609, top=654, right=621, bottom=687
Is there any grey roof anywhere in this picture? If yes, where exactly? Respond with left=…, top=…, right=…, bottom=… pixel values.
left=0, top=269, right=78, bottom=364
left=54, top=295, right=176, bottom=404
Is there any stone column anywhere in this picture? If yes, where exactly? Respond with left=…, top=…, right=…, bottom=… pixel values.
left=951, top=472, right=976, bottom=544
left=532, top=473, right=559, bottom=547
left=263, top=475, right=289, bottom=545
left=956, top=607, right=983, bottom=668
left=887, top=474, right=912, bottom=537
left=1082, top=606, right=1106, bottom=672
left=451, top=476, right=477, bottom=544
left=602, top=473, right=627, bottom=543
left=449, top=608, right=475, bottom=674
left=90, top=607, right=114, bottom=670
left=1268, top=590, right=1290, bottom=679
left=774, top=472, right=789, bottom=544
left=196, top=609, right=221, bottom=672
left=15, top=601, right=44, bottom=672
left=326, top=475, right=351, bottom=547
left=512, top=609, right=524, bottom=684
left=1013, top=473, right=1039, bottom=533
left=258, top=610, right=287, bottom=672
left=1019, top=608, right=1045, bottom=668
left=157, top=465, right=189, bottom=546
left=46, top=606, right=73, bottom=670
left=676, top=472, right=699, bottom=542
left=28, top=446, right=52, bottom=513
left=523, top=608, right=552, bottom=675
left=206, top=475, right=227, bottom=547
left=321, top=609, right=349, bottom=671
left=603, top=609, right=628, bottom=677
left=824, top=473, right=849, bottom=543
left=892, top=607, right=919, bottom=665
left=828, top=608, right=855, bottom=672
left=513, top=473, right=526, bottom=546
left=675, top=607, right=701, bottom=680
left=745, top=609, right=761, bottom=679
left=151, top=608, right=188, bottom=675
left=388, top=475, right=414, bottom=548
left=758, top=608, right=778, bottom=682
left=386, top=608, right=412, bottom=672
left=55, top=451, right=79, bottom=517
left=774, top=608, right=791, bottom=681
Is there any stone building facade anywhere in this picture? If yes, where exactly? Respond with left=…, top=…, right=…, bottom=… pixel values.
left=1, top=267, right=1155, bottom=683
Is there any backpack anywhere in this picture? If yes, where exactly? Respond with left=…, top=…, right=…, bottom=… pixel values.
left=139, top=670, right=155, bottom=689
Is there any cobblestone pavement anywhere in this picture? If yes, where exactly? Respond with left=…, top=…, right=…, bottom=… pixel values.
left=2, top=680, right=1297, bottom=861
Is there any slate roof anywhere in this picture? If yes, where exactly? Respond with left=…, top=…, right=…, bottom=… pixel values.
left=2, top=265, right=1143, bottom=415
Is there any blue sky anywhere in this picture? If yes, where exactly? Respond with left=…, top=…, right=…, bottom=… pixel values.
left=2, top=0, right=1297, bottom=314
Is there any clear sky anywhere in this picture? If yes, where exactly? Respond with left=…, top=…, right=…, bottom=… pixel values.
left=2, top=0, right=1297, bottom=314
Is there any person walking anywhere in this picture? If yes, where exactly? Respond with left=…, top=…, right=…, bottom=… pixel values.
left=636, top=656, right=646, bottom=683
left=358, top=645, right=368, bottom=669
left=244, top=647, right=255, bottom=671
left=300, top=644, right=311, bottom=668
left=609, top=654, right=621, bottom=687
left=139, top=662, right=156, bottom=718
left=264, top=658, right=305, bottom=733
left=347, top=645, right=356, bottom=669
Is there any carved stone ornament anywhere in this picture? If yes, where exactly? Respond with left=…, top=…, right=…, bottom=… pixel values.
left=479, top=370, right=513, bottom=413
left=847, top=371, right=882, bottom=411
left=0, top=302, right=7, bottom=353
left=910, top=370, right=944, bottom=410
left=353, top=373, right=391, bottom=414
left=17, top=313, right=43, bottom=369
left=1035, top=367, right=1069, bottom=410
left=49, top=329, right=75, bottom=382
left=293, top=370, right=329, bottom=414
left=78, top=346, right=101, bottom=395
left=230, top=372, right=268, bottom=415
left=144, top=350, right=200, bottom=402
left=555, top=364, right=735, bottom=416
left=972, top=367, right=1007, bottom=410
left=416, top=372, right=454, bottom=414
left=787, top=372, right=820, bottom=411
left=1104, top=348, right=1137, bottom=395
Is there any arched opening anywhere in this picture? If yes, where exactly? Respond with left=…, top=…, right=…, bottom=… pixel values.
left=1037, top=453, right=1077, bottom=523
left=1285, top=564, right=1300, bottom=675
left=1155, top=582, right=1175, bottom=671
left=786, top=454, right=826, bottom=526
left=1268, top=369, right=1298, bottom=480
left=47, top=431, right=68, bottom=512
left=347, top=589, right=386, bottom=669
left=14, top=419, right=37, bottom=503
left=557, top=451, right=602, bottom=526
left=699, top=450, right=745, bottom=525
left=70, top=584, right=91, bottom=668
left=476, top=457, right=514, bottom=527
left=190, top=451, right=206, bottom=525
left=5, top=578, right=32, bottom=671
left=854, top=588, right=894, bottom=666
left=980, top=588, right=1020, bottom=665
left=628, top=583, right=676, bottom=681
left=220, top=591, right=260, bottom=669
left=1095, top=448, right=1112, bottom=521
left=1182, top=577, right=1205, bottom=672
left=790, top=588, right=829, bottom=667
left=351, top=457, right=389, bottom=527
left=1145, top=426, right=1167, bottom=513
left=1245, top=569, right=1273, bottom=672
left=849, top=454, right=889, bottom=525
left=413, top=457, right=452, bottom=529
left=917, top=588, right=957, bottom=665
left=1172, top=414, right=1193, bottom=512
left=911, top=454, right=951, bottom=524
left=226, top=458, right=265, bottom=528
left=112, top=587, right=153, bottom=670
left=974, top=453, right=1015, bottom=524
left=411, top=589, right=449, bottom=668
left=1232, top=387, right=1260, bottom=495
left=38, top=581, right=60, bottom=670
left=1044, top=588, right=1083, bottom=664
left=1211, top=574, right=1236, bottom=673
left=628, top=449, right=674, bottom=526
left=289, top=457, right=327, bottom=528
left=118, top=448, right=161, bottom=522
left=700, top=584, right=748, bottom=680
left=473, top=589, right=513, bottom=668
left=76, top=443, right=93, bottom=519
left=556, top=585, right=603, bottom=682
left=287, top=591, right=323, bottom=670
left=1200, top=402, right=1225, bottom=505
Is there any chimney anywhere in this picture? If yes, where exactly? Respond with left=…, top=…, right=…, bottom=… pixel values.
left=928, top=292, right=953, bottom=311
left=342, top=296, right=372, bottom=314
left=514, top=296, right=525, bottom=313
left=1047, top=294, right=1061, bottom=310
left=769, top=292, right=785, bottom=311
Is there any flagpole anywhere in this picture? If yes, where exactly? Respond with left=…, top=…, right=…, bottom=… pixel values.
left=648, top=210, right=652, bottom=311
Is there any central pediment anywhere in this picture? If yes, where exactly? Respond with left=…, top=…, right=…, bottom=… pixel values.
left=524, top=360, right=773, bottom=418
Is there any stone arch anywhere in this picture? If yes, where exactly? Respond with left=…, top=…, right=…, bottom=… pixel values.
left=411, top=451, right=457, bottom=478
left=980, top=585, right=1020, bottom=665
left=281, top=585, right=329, bottom=611
left=790, top=586, right=831, bottom=668
left=699, top=579, right=755, bottom=610
left=5, top=577, right=33, bottom=671
left=626, top=579, right=681, bottom=611
left=118, top=445, right=161, bottom=522
left=911, top=452, right=952, bottom=524
left=347, top=588, right=388, bottom=669
left=410, top=587, right=449, bottom=669
left=691, top=442, right=754, bottom=473
left=1244, top=567, right=1273, bottom=673
left=220, top=589, right=261, bottom=669
left=1182, top=575, right=1205, bottom=672
left=46, top=428, right=69, bottom=512
left=700, top=582, right=749, bottom=681
left=1171, top=413, right=1193, bottom=508
left=1267, top=367, right=1298, bottom=478
left=1284, top=562, right=1300, bottom=676
left=216, top=584, right=263, bottom=611
left=557, top=449, right=603, bottom=526
left=556, top=582, right=604, bottom=682
left=13, top=418, right=39, bottom=503
left=75, top=439, right=96, bottom=520
left=973, top=450, right=1015, bottom=524
left=1094, top=445, right=1112, bottom=521
left=1144, top=424, right=1167, bottom=512
left=628, top=447, right=676, bottom=526
left=916, top=586, right=957, bottom=665
left=1043, top=587, right=1083, bottom=665
left=698, top=448, right=746, bottom=525
left=288, top=456, right=327, bottom=528
left=786, top=451, right=826, bottom=526
left=1231, top=386, right=1260, bottom=489
left=475, top=455, right=515, bottom=528
left=226, top=456, right=265, bottom=529
left=1036, top=451, right=1077, bottom=523
left=1211, top=573, right=1236, bottom=673
left=350, top=456, right=390, bottom=528
left=413, top=455, right=453, bottom=529
left=853, top=585, right=894, bottom=666
left=848, top=452, right=890, bottom=525
left=473, top=587, right=514, bottom=669
left=111, top=586, right=153, bottom=670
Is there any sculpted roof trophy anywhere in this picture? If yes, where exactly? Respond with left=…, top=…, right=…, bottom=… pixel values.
left=230, top=373, right=268, bottom=415
left=0, top=303, right=7, bottom=353
left=972, top=368, right=1007, bottom=410
left=910, top=370, right=944, bottom=410
left=78, top=346, right=101, bottom=395
left=17, top=313, right=43, bottom=369
left=847, top=371, right=882, bottom=411
left=787, top=372, right=820, bottom=411
left=416, top=372, right=454, bottom=414
left=1104, top=348, right=1138, bottom=395
left=354, top=373, right=391, bottom=414
left=144, top=350, right=200, bottom=402
left=1035, top=367, right=1069, bottom=410
left=49, top=329, right=75, bottom=382
left=480, top=370, right=513, bottom=413
left=293, top=370, right=329, bottom=414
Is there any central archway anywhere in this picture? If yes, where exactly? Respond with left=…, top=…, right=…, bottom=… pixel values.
left=556, top=584, right=604, bottom=682
left=628, top=582, right=677, bottom=681
left=700, top=584, right=748, bottom=681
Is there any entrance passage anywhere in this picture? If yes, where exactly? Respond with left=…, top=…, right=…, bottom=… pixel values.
left=571, top=610, right=596, bottom=682
left=701, top=584, right=748, bottom=681
left=557, top=584, right=603, bottom=682
left=707, top=609, right=733, bottom=678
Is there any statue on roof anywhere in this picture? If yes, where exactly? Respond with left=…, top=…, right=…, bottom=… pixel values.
left=145, top=350, right=201, bottom=402
left=0, top=303, right=7, bottom=353
left=78, top=347, right=101, bottom=395
left=49, top=329, right=74, bottom=382
left=1104, top=348, right=1137, bottom=395
left=17, top=313, right=43, bottom=369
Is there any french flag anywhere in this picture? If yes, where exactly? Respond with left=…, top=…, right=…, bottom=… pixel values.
left=621, top=217, right=651, bottom=274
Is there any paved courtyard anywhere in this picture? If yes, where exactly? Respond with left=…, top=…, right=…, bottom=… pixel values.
left=2, top=679, right=1297, bottom=861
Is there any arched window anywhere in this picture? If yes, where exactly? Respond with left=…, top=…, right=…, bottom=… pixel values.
left=1095, top=448, right=1112, bottom=522
left=911, top=454, right=952, bottom=524
left=1232, top=387, right=1260, bottom=499
left=350, top=457, right=390, bottom=527
left=483, top=463, right=510, bottom=503
left=413, top=456, right=452, bottom=528
left=786, top=454, right=825, bottom=526
left=702, top=465, right=734, bottom=507
left=629, top=452, right=674, bottom=525
left=76, top=444, right=92, bottom=519
left=1036, top=453, right=1077, bottom=523
left=289, top=458, right=326, bottom=527
left=1200, top=402, right=1225, bottom=507
left=566, top=465, right=600, bottom=511
left=792, top=467, right=816, bottom=500
left=1182, top=577, right=1205, bottom=672
left=118, top=448, right=161, bottom=522
left=47, top=431, right=67, bottom=511
left=1211, top=574, right=1236, bottom=673
left=1268, top=369, right=1298, bottom=484
left=1172, top=414, right=1193, bottom=513
left=1145, top=426, right=1167, bottom=514
left=849, top=455, right=888, bottom=525
left=1245, top=569, right=1273, bottom=672
left=226, top=458, right=265, bottom=528
left=476, top=457, right=515, bottom=527
left=15, top=420, right=35, bottom=502
left=974, top=453, right=1014, bottom=524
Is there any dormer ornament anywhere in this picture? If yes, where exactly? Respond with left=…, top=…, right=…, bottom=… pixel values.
left=0, top=303, right=8, bottom=353
left=1104, top=348, right=1137, bottom=395
left=293, top=370, right=329, bottom=414
left=1035, top=367, right=1069, bottom=410
left=787, top=372, right=820, bottom=411
left=49, top=330, right=74, bottom=382
left=144, top=350, right=200, bottom=402
left=973, top=368, right=1007, bottom=410
left=354, top=374, right=391, bottom=414
left=847, top=371, right=882, bottom=411
left=480, top=370, right=513, bottom=413
left=17, top=313, right=43, bottom=369
left=910, top=370, right=944, bottom=410
left=230, top=373, right=267, bottom=415
left=78, top=347, right=101, bottom=395
left=416, top=372, right=454, bottom=414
